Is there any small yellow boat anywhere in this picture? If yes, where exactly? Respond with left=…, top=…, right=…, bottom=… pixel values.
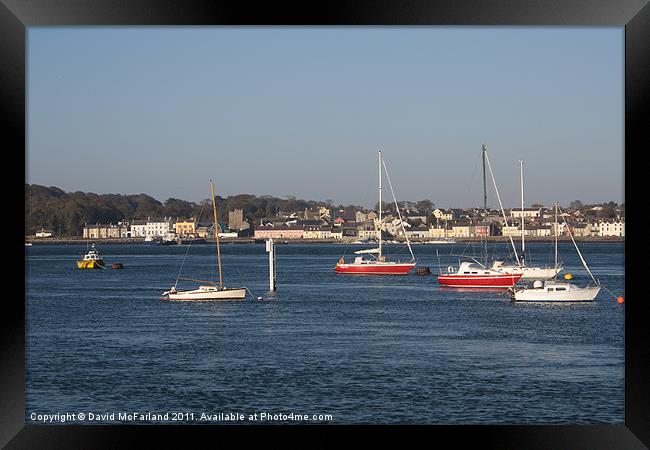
left=77, top=244, right=105, bottom=269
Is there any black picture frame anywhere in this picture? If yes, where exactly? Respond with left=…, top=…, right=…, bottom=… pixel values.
left=7, top=0, right=648, bottom=447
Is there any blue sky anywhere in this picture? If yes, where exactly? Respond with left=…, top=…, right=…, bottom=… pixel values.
left=27, top=27, right=623, bottom=209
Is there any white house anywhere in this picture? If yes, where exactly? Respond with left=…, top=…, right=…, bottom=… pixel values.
left=432, top=209, right=453, bottom=221
left=130, top=220, right=147, bottom=237
left=145, top=218, right=175, bottom=238
left=405, top=224, right=430, bottom=239
left=428, top=226, right=453, bottom=239
left=510, top=208, right=541, bottom=219
left=598, top=220, right=625, bottom=237
left=35, top=229, right=53, bottom=238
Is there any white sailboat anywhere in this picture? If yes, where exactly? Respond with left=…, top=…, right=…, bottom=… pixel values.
left=510, top=203, right=601, bottom=302
left=491, top=160, right=562, bottom=280
left=161, top=180, right=247, bottom=301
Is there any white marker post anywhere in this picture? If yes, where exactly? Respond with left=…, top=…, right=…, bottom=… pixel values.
left=266, top=238, right=276, bottom=291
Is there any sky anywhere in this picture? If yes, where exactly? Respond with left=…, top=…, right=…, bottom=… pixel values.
left=27, top=27, right=624, bottom=209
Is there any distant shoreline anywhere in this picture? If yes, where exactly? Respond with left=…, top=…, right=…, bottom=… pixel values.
left=25, top=236, right=624, bottom=245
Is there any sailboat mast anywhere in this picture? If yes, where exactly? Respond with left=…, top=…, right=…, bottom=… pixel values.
left=520, top=160, right=525, bottom=265
left=481, top=144, right=488, bottom=267
left=382, top=154, right=416, bottom=262
left=210, top=179, right=223, bottom=289
left=554, top=202, right=558, bottom=275
left=484, top=148, right=520, bottom=266
left=378, top=149, right=382, bottom=260
left=558, top=205, right=598, bottom=285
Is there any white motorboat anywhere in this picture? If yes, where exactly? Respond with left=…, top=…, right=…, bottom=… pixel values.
left=511, top=280, right=600, bottom=302
left=510, top=204, right=601, bottom=302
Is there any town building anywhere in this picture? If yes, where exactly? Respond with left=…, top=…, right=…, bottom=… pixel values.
left=405, top=224, right=430, bottom=239
left=428, top=226, right=452, bottom=239
left=83, top=223, right=127, bottom=239
left=303, top=225, right=321, bottom=239
left=228, top=209, right=250, bottom=231
left=35, top=228, right=53, bottom=238
left=598, top=220, right=625, bottom=237
left=254, top=225, right=305, bottom=239
left=129, top=220, right=147, bottom=237
left=432, top=208, right=453, bottom=221
left=510, top=208, right=542, bottom=219
left=143, top=217, right=175, bottom=238
left=175, top=218, right=197, bottom=237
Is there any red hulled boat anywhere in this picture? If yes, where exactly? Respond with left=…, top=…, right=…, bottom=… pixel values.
left=437, top=261, right=522, bottom=287
left=335, top=252, right=416, bottom=275
left=334, top=149, right=416, bottom=275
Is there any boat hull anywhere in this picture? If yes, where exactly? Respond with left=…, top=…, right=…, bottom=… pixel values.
left=496, top=266, right=562, bottom=280
left=335, top=262, right=415, bottom=275
left=437, top=273, right=522, bottom=288
left=512, top=286, right=600, bottom=302
left=520, top=267, right=562, bottom=280
left=162, top=286, right=247, bottom=301
left=76, top=259, right=104, bottom=269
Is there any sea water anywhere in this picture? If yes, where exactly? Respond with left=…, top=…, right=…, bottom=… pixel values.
left=25, top=242, right=624, bottom=424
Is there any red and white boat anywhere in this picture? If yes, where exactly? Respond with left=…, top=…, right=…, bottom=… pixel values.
left=335, top=249, right=416, bottom=275
left=436, top=145, right=522, bottom=288
left=335, top=150, right=416, bottom=275
left=438, top=260, right=522, bottom=287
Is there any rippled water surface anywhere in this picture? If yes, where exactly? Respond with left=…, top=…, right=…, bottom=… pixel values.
left=25, top=242, right=624, bottom=424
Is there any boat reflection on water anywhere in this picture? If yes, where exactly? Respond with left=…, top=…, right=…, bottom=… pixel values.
left=437, top=286, right=510, bottom=295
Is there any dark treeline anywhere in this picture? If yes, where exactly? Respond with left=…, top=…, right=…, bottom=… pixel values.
left=25, top=184, right=623, bottom=236
left=25, top=184, right=332, bottom=236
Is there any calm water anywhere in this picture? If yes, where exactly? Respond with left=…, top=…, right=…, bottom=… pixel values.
left=25, top=242, right=625, bottom=424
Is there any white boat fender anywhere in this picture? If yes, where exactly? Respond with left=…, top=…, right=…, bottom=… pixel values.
left=447, top=266, right=454, bottom=273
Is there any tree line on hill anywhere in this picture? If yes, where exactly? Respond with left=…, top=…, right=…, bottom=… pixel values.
left=25, top=184, right=622, bottom=237
left=25, top=184, right=336, bottom=236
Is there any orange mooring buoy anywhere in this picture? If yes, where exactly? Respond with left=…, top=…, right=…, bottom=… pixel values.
left=617, top=297, right=624, bottom=304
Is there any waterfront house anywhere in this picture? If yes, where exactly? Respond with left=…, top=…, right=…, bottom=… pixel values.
left=472, top=224, right=490, bottom=238
left=501, top=224, right=520, bottom=237
left=303, top=225, right=321, bottom=239
left=254, top=224, right=305, bottom=240
left=83, top=223, right=126, bottom=239
left=144, top=217, right=175, bottom=238
left=35, top=228, right=53, bottom=238
left=175, top=218, right=197, bottom=237
left=451, top=223, right=471, bottom=238
left=358, top=221, right=379, bottom=240
left=405, top=223, right=430, bottom=239
left=129, top=220, right=147, bottom=237
left=318, top=227, right=333, bottom=239
left=428, top=226, right=451, bottom=239
left=598, top=219, right=625, bottom=237
left=510, top=208, right=542, bottom=219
